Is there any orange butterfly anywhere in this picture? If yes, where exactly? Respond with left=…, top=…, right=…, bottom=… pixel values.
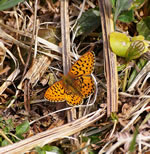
left=44, top=51, right=95, bottom=106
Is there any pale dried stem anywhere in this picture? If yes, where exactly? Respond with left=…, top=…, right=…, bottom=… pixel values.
left=33, top=0, right=38, bottom=59
left=0, top=109, right=105, bottom=154
left=61, top=0, right=80, bottom=147
left=98, top=0, right=118, bottom=116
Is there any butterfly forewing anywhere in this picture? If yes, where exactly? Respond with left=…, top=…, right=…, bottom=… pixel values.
left=44, top=80, right=65, bottom=102
left=69, top=51, right=95, bottom=77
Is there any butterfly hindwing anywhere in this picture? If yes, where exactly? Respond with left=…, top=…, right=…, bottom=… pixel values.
left=65, top=90, right=83, bottom=106
left=44, top=80, right=65, bottom=102
left=75, top=76, right=95, bottom=98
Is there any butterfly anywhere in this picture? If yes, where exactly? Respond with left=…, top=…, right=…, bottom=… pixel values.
left=44, top=51, right=95, bottom=106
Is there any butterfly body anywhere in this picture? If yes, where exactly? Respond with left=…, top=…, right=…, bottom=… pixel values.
left=44, top=51, right=95, bottom=106
left=62, top=75, right=83, bottom=97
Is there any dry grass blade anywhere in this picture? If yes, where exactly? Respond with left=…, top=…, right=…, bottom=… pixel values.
left=127, top=61, right=150, bottom=92
left=0, top=109, right=105, bottom=154
left=0, top=69, right=20, bottom=95
left=98, top=0, right=118, bottom=116
left=0, top=23, right=62, bottom=55
left=37, top=36, right=62, bottom=54
left=0, top=42, right=6, bottom=66
left=0, top=42, right=20, bottom=95
left=0, top=28, right=30, bottom=50
left=122, top=98, right=150, bottom=132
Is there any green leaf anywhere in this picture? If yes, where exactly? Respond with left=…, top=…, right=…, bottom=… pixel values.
left=110, top=32, right=148, bottom=60
left=137, top=16, right=150, bottom=40
left=118, top=9, right=135, bottom=23
left=129, top=127, right=138, bottom=152
left=0, top=0, right=24, bottom=11
left=131, top=35, right=145, bottom=41
left=35, top=145, right=63, bottom=154
left=111, top=112, right=118, bottom=122
left=15, top=121, right=29, bottom=136
left=117, top=64, right=126, bottom=72
left=140, top=113, right=150, bottom=127
left=5, top=119, right=14, bottom=131
left=82, top=130, right=101, bottom=144
left=125, top=40, right=146, bottom=61
left=3, top=126, right=9, bottom=134
left=35, top=147, right=46, bottom=154
left=0, top=137, right=2, bottom=146
left=1, top=139, right=10, bottom=147
left=82, top=136, right=89, bottom=142
left=131, top=0, right=145, bottom=9
left=74, top=8, right=100, bottom=37
left=52, top=0, right=58, bottom=3
left=110, top=32, right=131, bottom=57
left=111, top=0, right=116, bottom=8
left=42, top=145, right=63, bottom=154
left=89, top=151, right=96, bottom=154
left=114, top=0, right=133, bottom=23
left=90, top=135, right=100, bottom=144
left=0, top=0, right=7, bottom=5
left=0, top=116, right=3, bottom=122
left=128, top=58, right=147, bottom=87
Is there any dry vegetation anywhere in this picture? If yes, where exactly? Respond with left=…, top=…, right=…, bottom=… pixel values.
left=0, top=0, right=150, bottom=153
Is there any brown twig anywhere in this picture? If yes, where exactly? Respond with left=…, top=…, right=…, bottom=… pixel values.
left=24, top=79, right=31, bottom=112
